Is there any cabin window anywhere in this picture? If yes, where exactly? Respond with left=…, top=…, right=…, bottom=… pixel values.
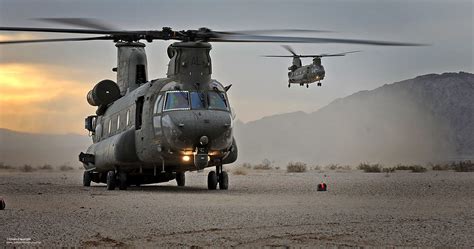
left=190, top=92, right=206, bottom=109
left=154, top=94, right=164, bottom=114
left=126, top=110, right=130, bottom=126
left=117, top=115, right=120, bottom=130
left=108, top=119, right=112, bottom=134
left=208, top=91, right=228, bottom=110
left=164, top=91, right=190, bottom=111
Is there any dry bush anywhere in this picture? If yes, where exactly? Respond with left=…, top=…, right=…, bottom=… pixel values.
left=59, top=165, right=75, bottom=171
left=312, top=165, right=322, bottom=171
left=409, top=165, right=427, bottom=173
left=253, top=159, right=272, bottom=170
left=394, top=164, right=411, bottom=171
left=0, top=162, right=13, bottom=170
left=287, top=162, right=307, bottom=173
left=38, top=164, right=53, bottom=170
left=232, top=167, right=248, bottom=175
left=19, top=164, right=36, bottom=172
left=325, top=164, right=339, bottom=170
left=357, top=163, right=382, bottom=173
left=241, top=163, right=252, bottom=169
left=430, top=163, right=451, bottom=171
left=452, top=161, right=474, bottom=172
left=382, top=167, right=396, bottom=173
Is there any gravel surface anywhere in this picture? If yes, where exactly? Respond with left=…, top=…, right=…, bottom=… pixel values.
left=0, top=169, right=473, bottom=247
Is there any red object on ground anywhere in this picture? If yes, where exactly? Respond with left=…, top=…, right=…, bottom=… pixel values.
left=317, top=183, right=327, bottom=191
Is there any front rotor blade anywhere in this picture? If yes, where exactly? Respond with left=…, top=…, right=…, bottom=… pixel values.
left=0, top=36, right=112, bottom=45
left=0, top=26, right=131, bottom=35
left=297, top=50, right=362, bottom=58
left=35, top=18, right=117, bottom=30
left=211, top=34, right=428, bottom=46
left=262, top=55, right=297, bottom=58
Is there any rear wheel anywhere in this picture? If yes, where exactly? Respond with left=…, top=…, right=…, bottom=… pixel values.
left=207, top=171, right=218, bottom=190
left=176, top=172, right=185, bottom=187
left=118, top=171, right=128, bottom=190
left=219, top=171, right=229, bottom=190
left=83, top=171, right=92, bottom=187
left=106, top=171, right=116, bottom=190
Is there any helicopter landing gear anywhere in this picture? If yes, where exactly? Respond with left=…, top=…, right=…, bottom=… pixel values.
left=83, top=171, right=92, bottom=187
left=118, top=171, right=128, bottom=190
left=288, top=83, right=291, bottom=88
left=207, top=171, right=218, bottom=190
left=306, top=84, right=309, bottom=88
left=300, top=83, right=304, bottom=86
left=208, top=162, right=229, bottom=190
left=317, top=82, right=322, bottom=86
left=106, top=170, right=116, bottom=190
left=176, top=172, right=185, bottom=186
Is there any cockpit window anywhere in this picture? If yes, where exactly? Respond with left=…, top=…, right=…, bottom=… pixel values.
left=164, top=91, right=190, bottom=111
left=208, top=91, right=228, bottom=110
left=190, top=92, right=206, bottom=109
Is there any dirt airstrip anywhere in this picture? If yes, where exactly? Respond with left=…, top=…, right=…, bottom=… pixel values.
left=0, top=169, right=473, bottom=247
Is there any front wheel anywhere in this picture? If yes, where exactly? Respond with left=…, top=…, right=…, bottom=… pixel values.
left=176, top=172, right=185, bottom=187
left=219, top=171, right=229, bottom=190
left=207, top=171, right=218, bottom=190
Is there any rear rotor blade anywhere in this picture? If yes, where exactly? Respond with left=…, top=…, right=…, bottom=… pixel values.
left=282, top=45, right=298, bottom=56
left=298, top=50, right=362, bottom=58
left=223, top=29, right=334, bottom=35
left=211, top=33, right=428, bottom=46
left=0, top=26, right=131, bottom=35
left=35, top=18, right=117, bottom=30
left=0, top=36, right=112, bottom=45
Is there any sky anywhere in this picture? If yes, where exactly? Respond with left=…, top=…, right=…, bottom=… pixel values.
left=0, top=0, right=472, bottom=134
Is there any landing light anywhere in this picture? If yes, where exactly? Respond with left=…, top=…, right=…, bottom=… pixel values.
left=182, top=155, right=191, bottom=162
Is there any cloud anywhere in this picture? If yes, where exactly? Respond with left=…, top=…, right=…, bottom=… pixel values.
left=0, top=63, right=95, bottom=134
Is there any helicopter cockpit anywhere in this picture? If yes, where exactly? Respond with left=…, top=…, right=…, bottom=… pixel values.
left=157, top=90, right=230, bottom=112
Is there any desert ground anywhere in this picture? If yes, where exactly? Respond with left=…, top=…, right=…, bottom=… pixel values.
left=0, top=168, right=473, bottom=248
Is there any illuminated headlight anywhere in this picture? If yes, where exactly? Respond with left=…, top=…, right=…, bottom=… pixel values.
left=182, top=155, right=191, bottom=162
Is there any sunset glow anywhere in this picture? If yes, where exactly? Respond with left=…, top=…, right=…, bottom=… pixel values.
left=0, top=63, right=94, bottom=134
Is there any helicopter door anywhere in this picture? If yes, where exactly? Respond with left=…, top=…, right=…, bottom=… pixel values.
left=135, top=96, right=144, bottom=130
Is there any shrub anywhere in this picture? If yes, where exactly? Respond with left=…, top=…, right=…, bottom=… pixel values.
left=394, top=164, right=411, bottom=171
left=232, top=167, right=248, bottom=175
left=312, top=165, right=322, bottom=171
left=38, top=164, right=53, bottom=170
left=287, top=162, right=307, bottom=173
left=19, top=164, right=35, bottom=172
left=325, top=164, right=339, bottom=170
left=453, top=161, right=474, bottom=172
left=431, top=163, right=451, bottom=171
left=357, top=163, right=382, bottom=173
left=0, top=162, right=13, bottom=170
left=409, top=165, right=427, bottom=173
left=59, top=165, right=74, bottom=171
left=382, top=167, right=396, bottom=173
left=253, top=159, right=272, bottom=170
left=241, top=163, right=252, bottom=169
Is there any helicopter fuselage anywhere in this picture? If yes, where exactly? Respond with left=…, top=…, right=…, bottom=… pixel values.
left=288, top=63, right=325, bottom=84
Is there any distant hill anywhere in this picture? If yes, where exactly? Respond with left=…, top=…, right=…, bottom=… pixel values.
left=0, top=128, right=90, bottom=166
left=234, top=72, right=474, bottom=165
left=1, top=72, right=472, bottom=167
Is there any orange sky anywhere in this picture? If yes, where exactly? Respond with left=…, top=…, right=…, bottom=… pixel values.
left=0, top=63, right=95, bottom=134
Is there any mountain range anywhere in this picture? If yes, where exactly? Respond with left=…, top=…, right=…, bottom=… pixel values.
left=1, top=72, right=472, bottom=167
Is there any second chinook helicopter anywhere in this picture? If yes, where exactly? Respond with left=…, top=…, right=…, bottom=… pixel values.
left=265, top=45, right=359, bottom=88
left=0, top=19, right=425, bottom=191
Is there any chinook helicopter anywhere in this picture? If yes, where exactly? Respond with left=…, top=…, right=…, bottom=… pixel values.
left=0, top=19, right=425, bottom=191
left=265, top=45, right=360, bottom=88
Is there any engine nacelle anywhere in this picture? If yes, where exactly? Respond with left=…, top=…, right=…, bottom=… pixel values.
left=87, top=80, right=121, bottom=106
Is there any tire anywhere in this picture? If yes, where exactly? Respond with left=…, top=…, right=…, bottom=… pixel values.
left=219, top=171, right=229, bottom=190
left=118, top=171, right=128, bottom=190
left=106, top=171, right=116, bottom=190
left=207, top=171, right=218, bottom=190
left=83, top=171, right=92, bottom=187
left=0, top=198, right=5, bottom=210
left=176, top=172, right=185, bottom=187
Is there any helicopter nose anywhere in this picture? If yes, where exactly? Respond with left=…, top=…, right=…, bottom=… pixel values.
left=162, top=110, right=233, bottom=151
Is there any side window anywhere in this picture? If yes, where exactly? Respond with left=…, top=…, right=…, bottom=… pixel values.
left=126, top=109, right=130, bottom=126
left=154, top=94, right=164, bottom=114
left=108, top=119, right=112, bottom=134
left=117, top=115, right=120, bottom=130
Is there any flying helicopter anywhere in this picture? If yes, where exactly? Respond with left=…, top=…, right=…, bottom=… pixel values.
left=264, top=45, right=360, bottom=88
left=0, top=19, right=425, bottom=191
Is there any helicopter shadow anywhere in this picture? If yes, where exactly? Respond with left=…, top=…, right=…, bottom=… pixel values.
left=89, top=185, right=221, bottom=194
